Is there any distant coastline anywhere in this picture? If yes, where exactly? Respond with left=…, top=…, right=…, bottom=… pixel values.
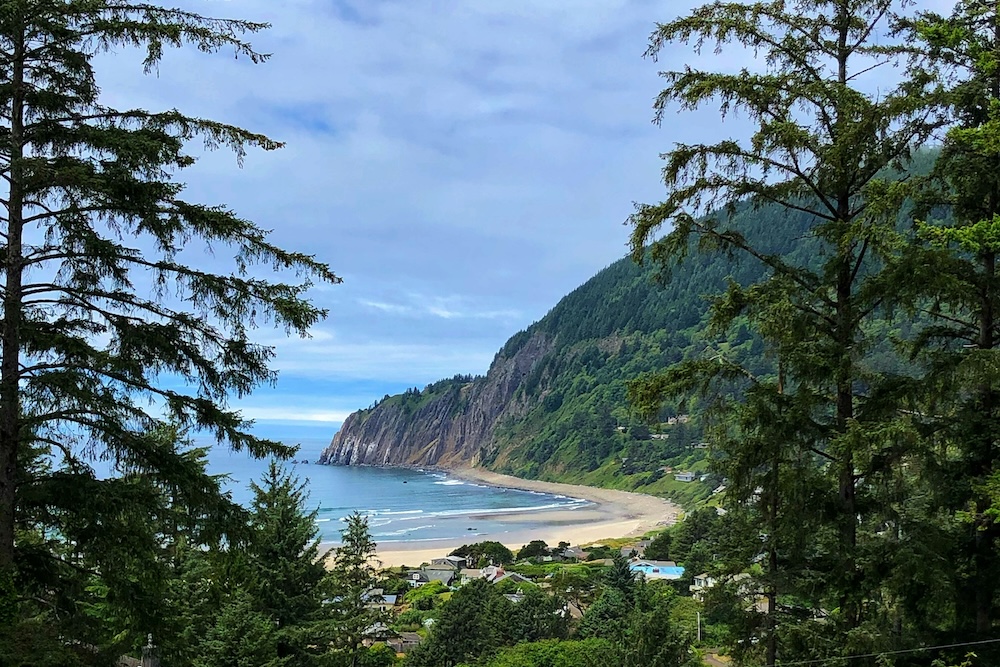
left=320, top=464, right=683, bottom=569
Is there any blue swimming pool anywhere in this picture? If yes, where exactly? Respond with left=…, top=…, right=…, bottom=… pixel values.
left=630, top=563, right=685, bottom=580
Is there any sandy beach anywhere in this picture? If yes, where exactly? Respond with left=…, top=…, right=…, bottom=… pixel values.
left=367, top=467, right=683, bottom=568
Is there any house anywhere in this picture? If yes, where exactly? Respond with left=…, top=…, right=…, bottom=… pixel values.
left=674, top=471, right=696, bottom=483
left=405, top=571, right=430, bottom=587
left=459, top=568, right=484, bottom=584
left=362, top=589, right=397, bottom=612
left=491, top=571, right=532, bottom=586
left=621, top=538, right=655, bottom=558
left=362, top=623, right=395, bottom=645
left=560, top=546, right=588, bottom=560
left=430, top=555, right=467, bottom=569
left=503, top=592, right=525, bottom=604
left=386, top=632, right=423, bottom=654
left=413, top=564, right=458, bottom=587
left=423, top=569, right=456, bottom=587
left=690, top=573, right=717, bottom=597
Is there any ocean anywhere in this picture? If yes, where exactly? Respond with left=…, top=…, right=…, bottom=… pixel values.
left=202, top=437, right=590, bottom=547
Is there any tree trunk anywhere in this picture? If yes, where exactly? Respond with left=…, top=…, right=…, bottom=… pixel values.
left=766, top=364, right=785, bottom=667
left=974, top=249, right=997, bottom=634
left=834, top=221, right=859, bottom=629
left=0, top=22, right=26, bottom=574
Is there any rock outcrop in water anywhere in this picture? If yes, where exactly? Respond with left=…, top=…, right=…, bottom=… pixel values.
left=318, top=331, right=553, bottom=467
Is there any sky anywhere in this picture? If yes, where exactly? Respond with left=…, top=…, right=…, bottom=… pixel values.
left=88, top=0, right=712, bottom=442
left=90, top=0, right=953, bottom=445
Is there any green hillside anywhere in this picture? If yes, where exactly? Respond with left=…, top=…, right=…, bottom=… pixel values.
left=481, top=203, right=833, bottom=503
left=330, top=155, right=935, bottom=506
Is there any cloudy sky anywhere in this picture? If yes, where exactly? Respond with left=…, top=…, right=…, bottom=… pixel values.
left=93, top=0, right=946, bottom=444
left=90, top=0, right=717, bottom=442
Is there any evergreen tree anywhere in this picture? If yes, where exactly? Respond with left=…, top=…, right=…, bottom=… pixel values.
left=643, top=530, right=672, bottom=561
left=622, top=585, right=697, bottom=667
left=241, top=462, right=330, bottom=665
left=406, top=578, right=502, bottom=667
left=494, top=587, right=569, bottom=645
left=0, top=0, right=337, bottom=629
left=605, top=552, right=638, bottom=602
left=576, top=587, right=632, bottom=645
left=449, top=540, right=514, bottom=566
left=194, top=590, right=278, bottom=667
left=517, top=539, right=550, bottom=561
left=900, top=0, right=1000, bottom=638
left=627, top=0, right=942, bottom=662
left=326, top=512, right=386, bottom=667
left=8, top=425, right=247, bottom=663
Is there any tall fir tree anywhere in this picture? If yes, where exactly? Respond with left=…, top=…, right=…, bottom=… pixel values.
left=325, top=512, right=386, bottom=667
left=899, top=0, right=1000, bottom=638
left=0, top=0, right=338, bottom=628
left=240, top=462, right=330, bottom=665
left=627, top=0, right=942, bottom=662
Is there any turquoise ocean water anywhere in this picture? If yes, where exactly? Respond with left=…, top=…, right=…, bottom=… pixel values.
left=201, top=437, right=590, bottom=547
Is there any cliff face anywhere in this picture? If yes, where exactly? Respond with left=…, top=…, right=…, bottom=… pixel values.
left=318, top=332, right=553, bottom=467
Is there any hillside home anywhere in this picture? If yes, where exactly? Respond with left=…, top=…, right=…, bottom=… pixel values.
left=405, top=571, right=429, bottom=587
left=492, top=571, right=532, bottom=586
left=459, top=568, right=484, bottom=585
left=690, top=573, right=717, bottom=597
left=362, top=589, right=397, bottom=612
left=362, top=623, right=394, bottom=645
left=674, top=471, right=696, bottom=482
left=430, top=555, right=467, bottom=569
left=386, top=632, right=423, bottom=655
left=560, top=546, right=588, bottom=560
left=422, top=567, right=456, bottom=587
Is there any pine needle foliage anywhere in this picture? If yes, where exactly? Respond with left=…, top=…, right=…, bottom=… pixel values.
left=898, top=0, right=1000, bottom=638
left=0, top=0, right=338, bottom=651
left=627, top=0, right=944, bottom=663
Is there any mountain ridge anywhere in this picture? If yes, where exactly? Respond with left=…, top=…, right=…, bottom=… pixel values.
left=316, top=201, right=823, bottom=504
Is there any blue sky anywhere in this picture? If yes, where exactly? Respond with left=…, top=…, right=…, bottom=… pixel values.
left=91, top=0, right=951, bottom=444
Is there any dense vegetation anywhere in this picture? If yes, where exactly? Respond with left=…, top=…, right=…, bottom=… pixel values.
left=5, top=0, right=1000, bottom=665
left=0, top=1, right=337, bottom=663
left=488, top=200, right=815, bottom=488
left=624, top=0, right=1000, bottom=665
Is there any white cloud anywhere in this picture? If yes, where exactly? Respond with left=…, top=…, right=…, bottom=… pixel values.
left=237, top=406, right=353, bottom=424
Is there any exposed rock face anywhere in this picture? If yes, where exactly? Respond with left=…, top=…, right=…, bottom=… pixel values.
left=318, top=332, right=553, bottom=467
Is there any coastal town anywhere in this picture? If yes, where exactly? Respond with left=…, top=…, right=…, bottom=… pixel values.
left=360, top=535, right=708, bottom=658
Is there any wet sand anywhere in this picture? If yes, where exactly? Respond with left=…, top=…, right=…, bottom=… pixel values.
left=364, top=467, right=682, bottom=568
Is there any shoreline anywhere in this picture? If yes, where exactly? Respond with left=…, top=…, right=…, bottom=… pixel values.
left=330, top=466, right=683, bottom=569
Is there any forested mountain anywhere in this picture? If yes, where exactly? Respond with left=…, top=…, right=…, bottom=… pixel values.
left=320, top=200, right=839, bottom=504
